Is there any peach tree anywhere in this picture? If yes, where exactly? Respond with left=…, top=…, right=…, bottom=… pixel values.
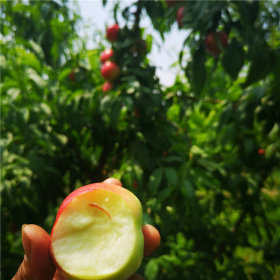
left=1, top=0, right=280, bottom=279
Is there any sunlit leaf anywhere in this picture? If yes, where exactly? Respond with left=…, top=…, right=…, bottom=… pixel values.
left=27, top=68, right=46, bottom=88
left=148, top=168, right=163, bottom=195
left=164, top=167, right=178, bottom=186
left=144, top=259, right=159, bottom=280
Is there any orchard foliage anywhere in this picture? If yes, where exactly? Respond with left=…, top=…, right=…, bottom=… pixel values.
left=1, top=1, right=280, bottom=279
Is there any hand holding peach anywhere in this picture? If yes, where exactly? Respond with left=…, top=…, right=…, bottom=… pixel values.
left=13, top=178, right=160, bottom=280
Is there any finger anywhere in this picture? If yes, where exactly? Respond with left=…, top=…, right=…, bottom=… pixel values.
left=127, top=274, right=145, bottom=280
left=12, top=224, right=56, bottom=280
left=142, top=225, right=161, bottom=257
left=103, top=178, right=122, bottom=187
left=53, top=270, right=67, bottom=280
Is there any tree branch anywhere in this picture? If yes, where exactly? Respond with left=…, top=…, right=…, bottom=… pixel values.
left=133, top=0, right=142, bottom=35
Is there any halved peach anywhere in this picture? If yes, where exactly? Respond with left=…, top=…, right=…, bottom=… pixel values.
left=50, top=183, right=144, bottom=280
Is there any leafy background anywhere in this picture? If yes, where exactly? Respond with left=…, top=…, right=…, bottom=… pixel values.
left=1, top=0, right=280, bottom=279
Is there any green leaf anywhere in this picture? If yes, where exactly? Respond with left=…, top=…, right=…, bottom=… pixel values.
left=157, top=187, right=173, bottom=203
left=20, top=108, right=30, bottom=123
left=133, top=164, right=143, bottom=184
left=222, top=39, right=245, bottom=80
left=145, top=3, right=165, bottom=39
left=27, top=68, right=46, bottom=88
left=196, top=158, right=227, bottom=176
left=58, top=68, right=72, bottom=82
left=182, top=179, right=194, bottom=193
left=179, top=50, right=183, bottom=68
left=7, top=88, right=21, bottom=102
left=1, top=81, right=20, bottom=93
left=1, top=181, right=15, bottom=208
left=192, top=1, right=209, bottom=22
left=146, top=34, right=153, bottom=53
left=88, top=49, right=99, bottom=70
left=123, top=96, right=134, bottom=110
left=192, top=46, right=206, bottom=95
left=265, top=143, right=276, bottom=159
left=39, top=103, right=52, bottom=116
left=148, top=168, right=163, bottom=195
left=190, top=145, right=207, bottom=157
left=182, top=179, right=196, bottom=206
left=272, top=49, right=280, bottom=86
left=242, top=50, right=273, bottom=88
left=235, top=1, right=259, bottom=25
left=144, top=259, right=159, bottom=280
left=123, top=168, right=134, bottom=190
left=51, top=41, right=60, bottom=64
left=100, top=95, right=111, bottom=113
left=22, top=196, right=38, bottom=214
left=267, top=123, right=279, bottom=141
left=28, top=40, right=44, bottom=60
left=160, top=254, right=182, bottom=266
left=136, top=132, right=146, bottom=143
left=0, top=55, right=7, bottom=69
left=136, top=142, right=151, bottom=169
left=16, top=47, right=41, bottom=72
left=161, top=155, right=183, bottom=163
left=55, top=134, right=68, bottom=145
left=110, top=101, right=121, bottom=126
left=126, top=87, right=135, bottom=94
left=143, top=213, right=154, bottom=226
left=164, top=167, right=178, bottom=186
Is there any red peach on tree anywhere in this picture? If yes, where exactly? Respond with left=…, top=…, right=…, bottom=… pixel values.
left=164, top=0, right=180, bottom=8
left=102, top=81, right=113, bottom=92
left=177, top=7, right=185, bottom=29
left=204, top=31, right=228, bottom=57
left=69, top=70, right=76, bottom=82
left=106, top=24, right=120, bottom=42
left=101, top=61, right=120, bottom=82
left=131, top=39, right=147, bottom=55
left=133, top=181, right=138, bottom=189
left=134, top=108, right=140, bottom=119
left=100, top=49, right=114, bottom=64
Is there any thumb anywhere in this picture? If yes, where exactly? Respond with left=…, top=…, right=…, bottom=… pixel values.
left=12, top=224, right=56, bottom=280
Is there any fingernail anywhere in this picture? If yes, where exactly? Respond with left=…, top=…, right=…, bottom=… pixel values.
left=22, top=224, right=31, bottom=260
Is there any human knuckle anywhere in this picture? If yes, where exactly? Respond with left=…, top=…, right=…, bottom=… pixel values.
left=12, top=256, right=33, bottom=280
